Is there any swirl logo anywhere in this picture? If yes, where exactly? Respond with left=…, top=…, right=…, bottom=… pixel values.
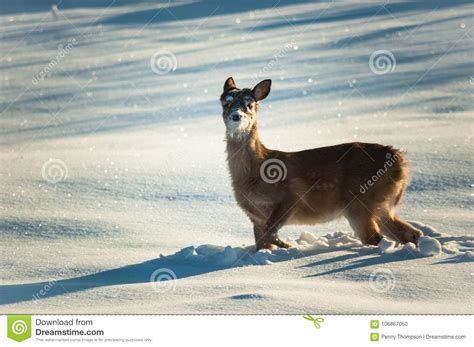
left=150, top=268, right=177, bottom=293
left=8, top=315, right=32, bottom=342
left=260, top=158, right=287, bottom=184
left=150, top=50, right=177, bottom=75
left=41, top=158, right=68, bottom=183
left=369, top=50, right=396, bottom=75
left=12, top=320, right=28, bottom=335
left=369, top=269, right=396, bottom=293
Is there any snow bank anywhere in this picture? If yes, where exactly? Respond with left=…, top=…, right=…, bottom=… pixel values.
left=160, top=222, right=470, bottom=268
left=160, top=232, right=362, bottom=267
left=377, top=222, right=472, bottom=258
left=408, top=221, right=474, bottom=256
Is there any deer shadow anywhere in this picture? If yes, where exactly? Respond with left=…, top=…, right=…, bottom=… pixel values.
left=302, top=251, right=420, bottom=277
left=0, top=257, right=227, bottom=306
left=0, top=243, right=421, bottom=306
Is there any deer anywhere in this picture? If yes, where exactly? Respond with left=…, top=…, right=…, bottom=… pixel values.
left=220, top=77, right=423, bottom=250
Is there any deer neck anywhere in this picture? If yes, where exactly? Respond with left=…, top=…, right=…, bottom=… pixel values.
left=225, top=123, right=268, bottom=181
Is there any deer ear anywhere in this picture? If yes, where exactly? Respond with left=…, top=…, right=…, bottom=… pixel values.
left=252, top=79, right=271, bottom=101
left=223, top=77, right=236, bottom=93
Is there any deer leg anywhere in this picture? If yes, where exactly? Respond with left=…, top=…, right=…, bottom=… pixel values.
left=253, top=224, right=267, bottom=250
left=378, top=215, right=423, bottom=245
left=260, top=204, right=292, bottom=249
left=345, top=207, right=383, bottom=246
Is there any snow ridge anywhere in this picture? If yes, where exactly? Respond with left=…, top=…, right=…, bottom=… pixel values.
left=160, top=222, right=473, bottom=267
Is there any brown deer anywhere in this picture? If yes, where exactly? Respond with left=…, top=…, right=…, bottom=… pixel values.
left=220, top=77, right=423, bottom=250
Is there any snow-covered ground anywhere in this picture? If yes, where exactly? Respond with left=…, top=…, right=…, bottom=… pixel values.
left=0, top=0, right=473, bottom=313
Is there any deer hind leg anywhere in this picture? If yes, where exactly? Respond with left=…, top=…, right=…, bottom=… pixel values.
left=377, top=213, right=423, bottom=245
left=377, top=175, right=423, bottom=245
left=374, top=185, right=424, bottom=245
left=345, top=206, right=383, bottom=246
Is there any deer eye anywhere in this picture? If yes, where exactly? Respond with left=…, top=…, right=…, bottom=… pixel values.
left=223, top=95, right=233, bottom=105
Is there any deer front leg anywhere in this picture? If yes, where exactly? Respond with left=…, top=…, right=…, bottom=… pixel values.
left=255, top=204, right=292, bottom=250
left=253, top=224, right=268, bottom=250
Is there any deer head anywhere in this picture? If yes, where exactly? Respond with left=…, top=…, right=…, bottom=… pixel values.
left=220, top=77, right=271, bottom=140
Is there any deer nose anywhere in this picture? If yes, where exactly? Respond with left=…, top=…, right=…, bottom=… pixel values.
left=231, top=113, right=241, bottom=122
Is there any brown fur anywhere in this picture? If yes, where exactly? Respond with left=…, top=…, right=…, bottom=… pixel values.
left=221, top=77, right=423, bottom=250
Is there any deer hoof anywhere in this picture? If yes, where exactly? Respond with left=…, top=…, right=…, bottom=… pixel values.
left=256, top=238, right=292, bottom=250
left=270, top=238, right=292, bottom=249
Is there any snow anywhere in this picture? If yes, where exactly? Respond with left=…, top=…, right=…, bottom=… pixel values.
left=377, top=238, right=397, bottom=253
left=418, top=236, right=442, bottom=257
left=160, top=231, right=361, bottom=267
left=158, top=225, right=464, bottom=270
left=0, top=0, right=473, bottom=314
